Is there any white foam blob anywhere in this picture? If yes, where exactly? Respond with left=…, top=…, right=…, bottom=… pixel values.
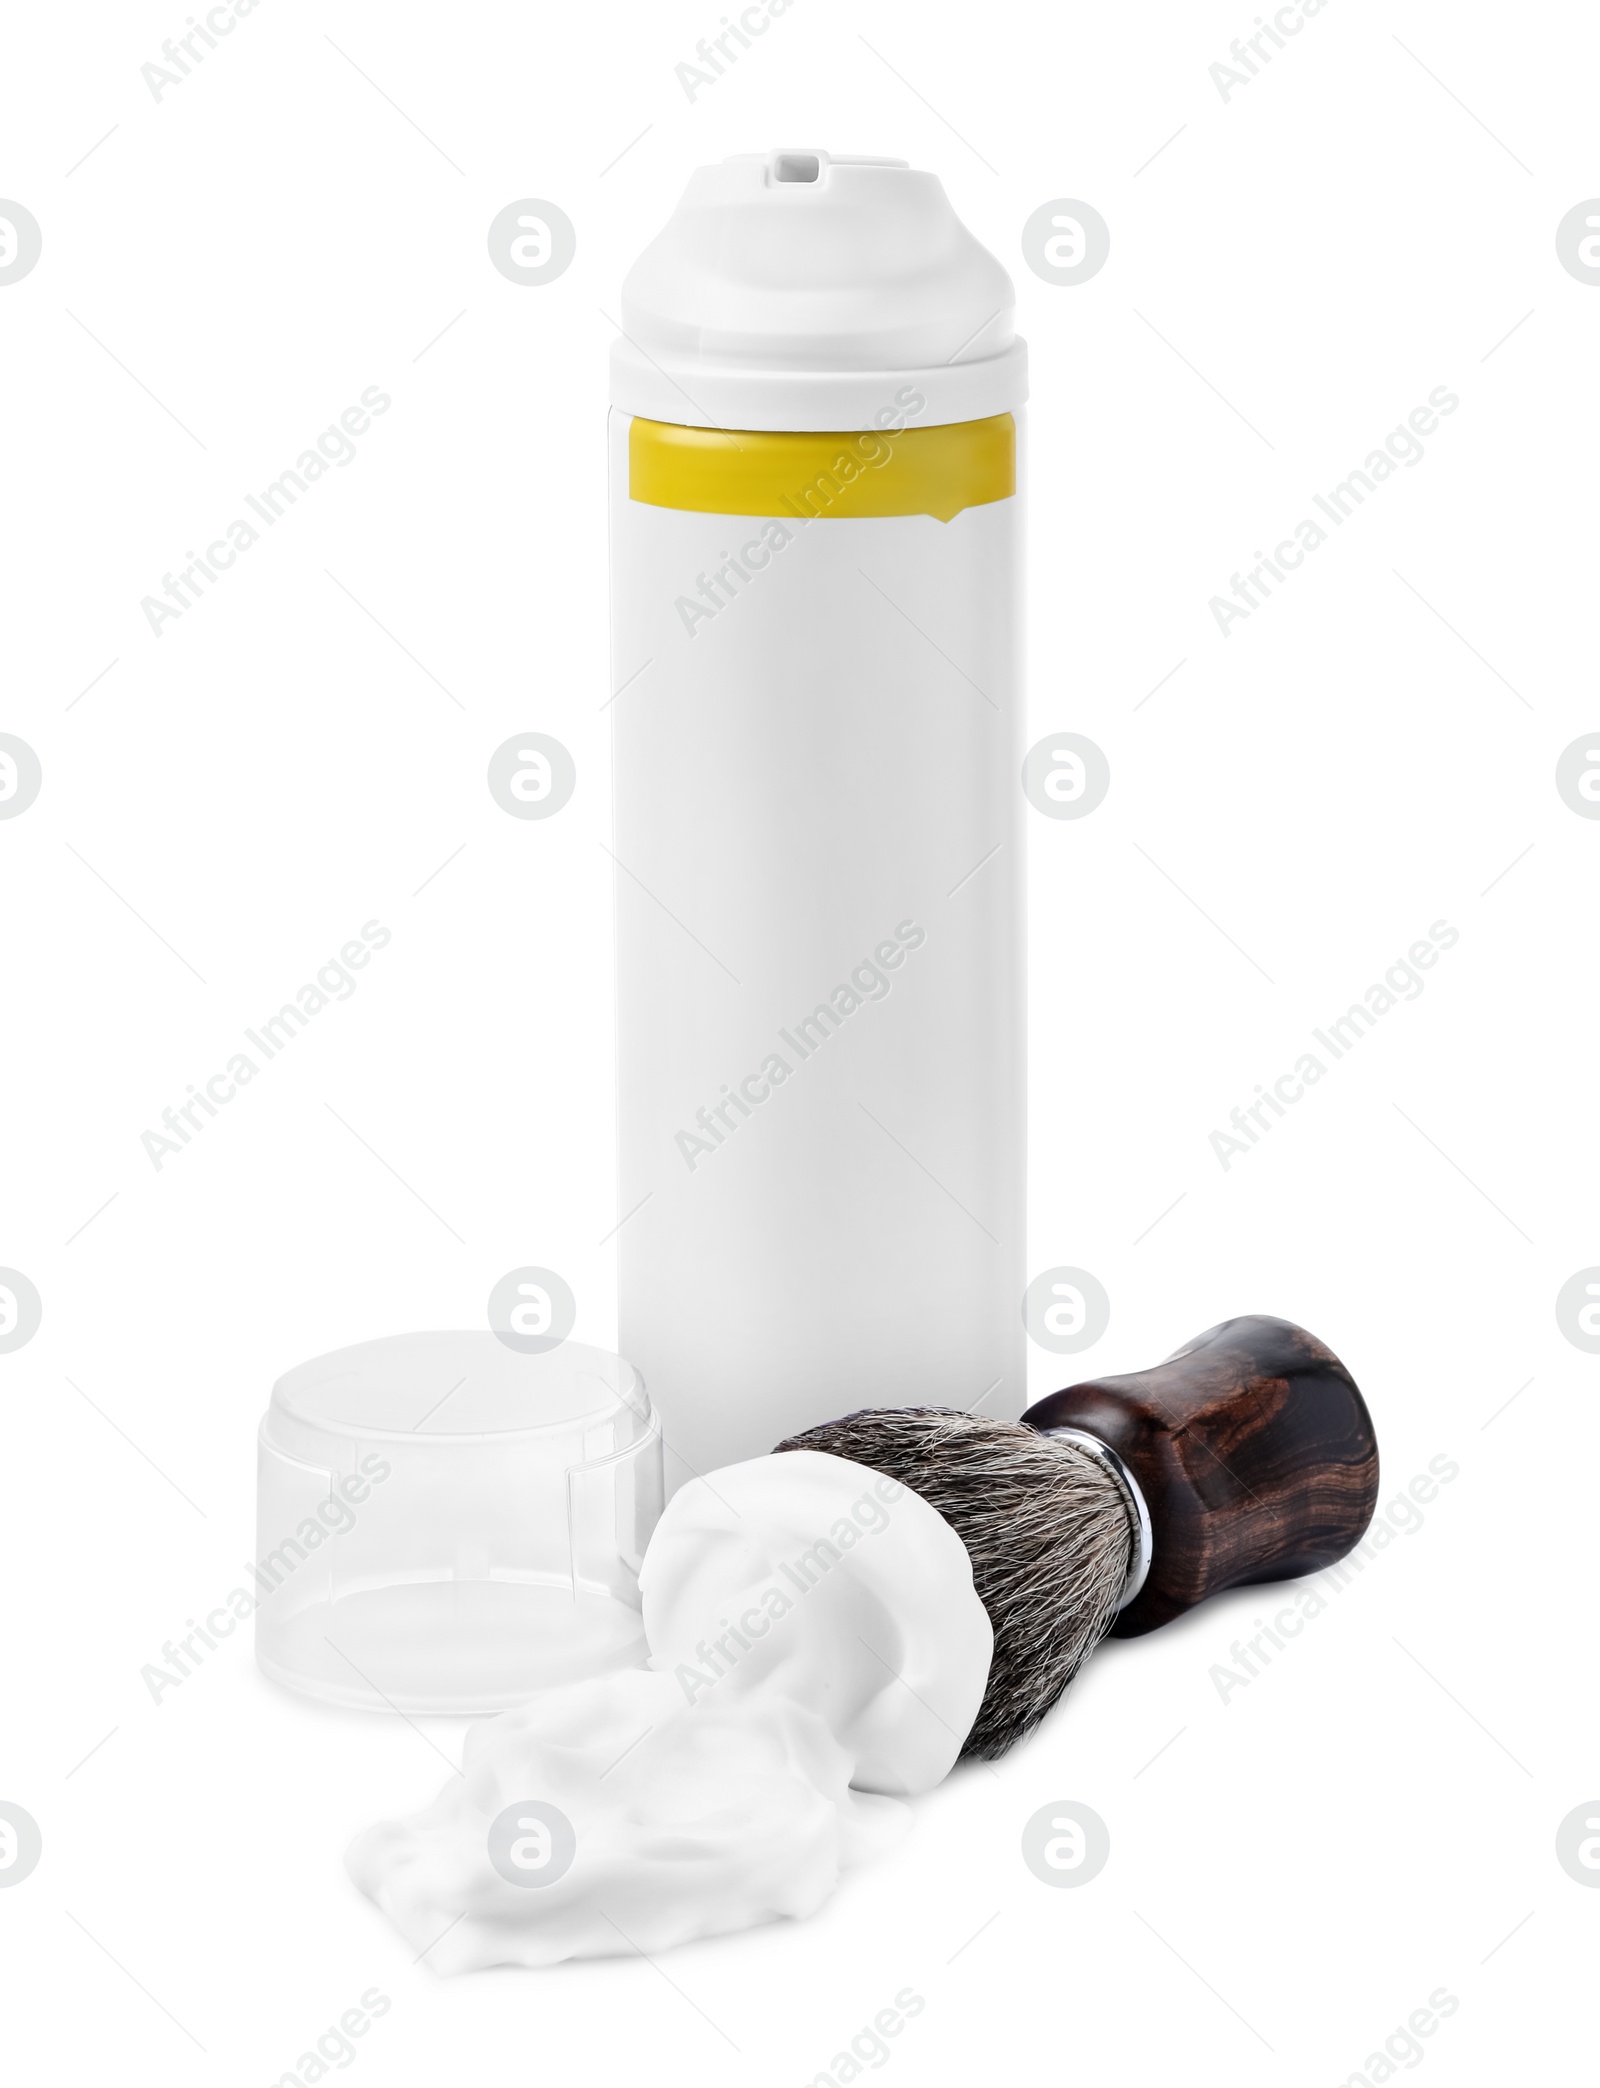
left=347, top=1451, right=992, bottom=1970
left=642, top=1451, right=993, bottom=1794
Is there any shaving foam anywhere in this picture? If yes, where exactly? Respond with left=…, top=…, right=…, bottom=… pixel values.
left=347, top=1452, right=992, bottom=1970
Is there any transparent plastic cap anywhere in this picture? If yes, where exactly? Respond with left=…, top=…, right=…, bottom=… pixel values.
left=255, top=1334, right=663, bottom=1714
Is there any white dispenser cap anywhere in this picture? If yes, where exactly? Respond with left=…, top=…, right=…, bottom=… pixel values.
left=612, top=148, right=1026, bottom=432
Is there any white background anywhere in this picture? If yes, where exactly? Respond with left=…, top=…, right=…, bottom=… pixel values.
left=3, top=0, right=1596, bottom=2082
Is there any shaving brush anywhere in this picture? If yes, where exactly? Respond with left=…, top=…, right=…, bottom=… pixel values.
left=775, top=1314, right=1379, bottom=1757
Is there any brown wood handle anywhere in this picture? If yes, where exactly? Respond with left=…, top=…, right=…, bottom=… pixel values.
left=1020, top=1315, right=1379, bottom=1639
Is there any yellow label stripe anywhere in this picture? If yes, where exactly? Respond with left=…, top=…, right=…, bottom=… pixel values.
left=629, top=414, right=1015, bottom=525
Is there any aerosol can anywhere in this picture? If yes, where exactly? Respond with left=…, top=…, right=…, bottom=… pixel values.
left=610, top=148, right=1026, bottom=1487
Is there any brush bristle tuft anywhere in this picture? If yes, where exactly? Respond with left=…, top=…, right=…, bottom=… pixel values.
left=775, top=1408, right=1132, bottom=1757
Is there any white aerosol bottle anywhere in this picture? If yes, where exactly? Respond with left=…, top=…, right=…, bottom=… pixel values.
left=610, top=148, right=1026, bottom=1489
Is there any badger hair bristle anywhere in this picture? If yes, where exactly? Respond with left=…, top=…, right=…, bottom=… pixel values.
left=774, top=1407, right=1132, bottom=1758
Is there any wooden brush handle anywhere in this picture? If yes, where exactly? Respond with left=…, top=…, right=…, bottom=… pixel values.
left=1020, top=1315, right=1378, bottom=1639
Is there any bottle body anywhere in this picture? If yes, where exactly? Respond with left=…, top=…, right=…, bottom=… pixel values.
left=611, top=408, right=1025, bottom=1487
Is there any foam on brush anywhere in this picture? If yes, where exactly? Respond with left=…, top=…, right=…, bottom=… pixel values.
left=775, top=1408, right=1133, bottom=1757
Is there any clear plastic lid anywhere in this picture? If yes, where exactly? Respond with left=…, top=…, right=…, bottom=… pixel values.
left=255, top=1334, right=662, bottom=1714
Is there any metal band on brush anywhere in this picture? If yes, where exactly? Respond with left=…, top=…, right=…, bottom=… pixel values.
left=1041, top=1427, right=1153, bottom=1610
